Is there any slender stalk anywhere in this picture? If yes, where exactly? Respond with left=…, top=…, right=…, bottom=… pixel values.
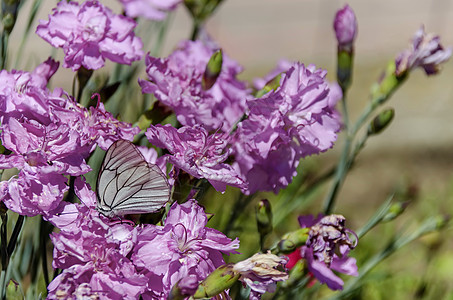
left=7, top=215, right=24, bottom=257
left=190, top=20, right=200, bottom=41
left=0, top=210, right=7, bottom=300
left=322, top=99, right=376, bottom=214
left=224, top=194, right=254, bottom=236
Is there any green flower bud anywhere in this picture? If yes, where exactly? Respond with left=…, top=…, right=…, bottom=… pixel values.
left=1, top=0, right=20, bottom=34
left=255, top=74, right=282, bottom=98
left=6, top=279, right=22, bottom=300
left=337, top=50, right=354, bottom=91
left=367, top=108, right=395, bottom=136
left=193, top=264, right=239, bottom=299
left=382, top=201, right=409, bottom=222
left=256, top=199, right=273, bottom=238
left=370, top=61, right=408, bottom=108
left=202, top=49, right=222, bottom=90
left=277, top=228, right=310, bottom=254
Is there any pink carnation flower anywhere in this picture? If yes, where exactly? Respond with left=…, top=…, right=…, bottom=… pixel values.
left=234, top=62, right=342, bottom=194
left=140, top=40, right=249, bottom=132
left=146, top=124, right=245, bottom=192
left=132, top=199, right=240, bottom=298
left=36, top=0, right=143, bottom=71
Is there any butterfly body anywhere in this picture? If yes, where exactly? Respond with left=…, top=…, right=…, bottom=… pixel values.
left=96, top=140, right=170, bottom=218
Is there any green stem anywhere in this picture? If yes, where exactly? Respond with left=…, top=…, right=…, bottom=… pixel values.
left=190, top=21, right=200, bottom=41
left=341, top=92, right=350, bottom=132
left=0, top=34, right=9, bottom=70
left=322, top=133, right=352, bottom=214
left=223, top=194, right=254, bottom=236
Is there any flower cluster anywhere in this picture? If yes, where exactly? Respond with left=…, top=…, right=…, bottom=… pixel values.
left=0, top=60, right=139, bottom=217
left=36, top=0, right=143, bottom=71
left=47, top=178, right=239, bottom=299
left=140, top=39, right=250, bottom=132
left=2, top=1, right=451, bottom=298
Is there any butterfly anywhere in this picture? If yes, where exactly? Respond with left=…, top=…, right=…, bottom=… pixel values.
left=96, top=139, right=170, bottom=218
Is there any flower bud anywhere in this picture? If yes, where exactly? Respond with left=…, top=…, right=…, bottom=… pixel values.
left=256, top=199, right=273, bottom=239
left=333, top=4, right=357, bottom=51
left=1, top=0, right=20, bottom=34
left=367, top=108, right=395, bottom=136
left=202, top=49, right=223, bottom=90
left=370, top=61, right=406, bottom=107
left=169, top=275, right=199, bottom=300
left=193, top=264, right=239, bottom=299
left=277, top=228, right=310, bottom=254
left=255, top=74, right=282, bottom=98
left=382, top=201, right=409, bottom=222
left=334, top=5, right=357, bottom=91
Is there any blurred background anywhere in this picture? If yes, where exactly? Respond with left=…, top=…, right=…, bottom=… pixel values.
left=7, top=0, right=453, bottom=299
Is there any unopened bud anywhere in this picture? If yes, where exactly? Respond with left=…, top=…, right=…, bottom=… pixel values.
left=193, top=265, right=239, bottom=299
left=202, top=49, right=222, bottom=90
left=382, top=201, right=409, bottom=222
left=277, top=228, right=310, bottom=254
left=2, top=0, right=20, bottom=34
left=256, top=199, right=273, bottom=238
left=169, top=275, right=199, bottom=300
left=333, top=4, right=358, bottom=51
left=367, top=108, right=395, bottom=136
left=255, top=74, right=282, bottom=98
left=370, top=61, right=407, bottom=107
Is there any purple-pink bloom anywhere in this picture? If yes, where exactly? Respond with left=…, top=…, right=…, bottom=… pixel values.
left=48, top=177, right=148, bottom=299
left=333, top=4, right=358, bottom=50
left=0, top=64, right=139, bottom=217
left=139, top=40, right=249, bottom=132
left=119, top=0, right=182, bottom=21
left=132, top=199, right=240, bottom=298
left=86, top=99, right=141, bottom=150
left=146, top=124, right=245, bottom=192
left=233, top=63, right=341, bottom=194
left=298, top=214, right=358, bottom=290
left=395, top=25, right=452, bottom=76
left=36, top=0, right=143, bottom=71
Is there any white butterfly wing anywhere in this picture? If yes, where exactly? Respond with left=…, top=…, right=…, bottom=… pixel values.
left=96, top=140, right=170, bottom=218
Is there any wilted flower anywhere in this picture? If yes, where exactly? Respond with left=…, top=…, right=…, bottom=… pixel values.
left=233, top=252, right=288, bottom=299
left=139, top=39, right=249, bottom=132
left=298, top=214, right=358, bottom=290
left=233, top=63, right=341, bottom=194
left=119, top=0, right=182, bottom=20
left=395, top=25, right=452, bottom=76
left=146, top=124, right=245, bottom=192
left=36, top=0, right=143, bottom=71
left=132, top=199, right=240, bottom=298
left=333, top=4, right=358, bottom=51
